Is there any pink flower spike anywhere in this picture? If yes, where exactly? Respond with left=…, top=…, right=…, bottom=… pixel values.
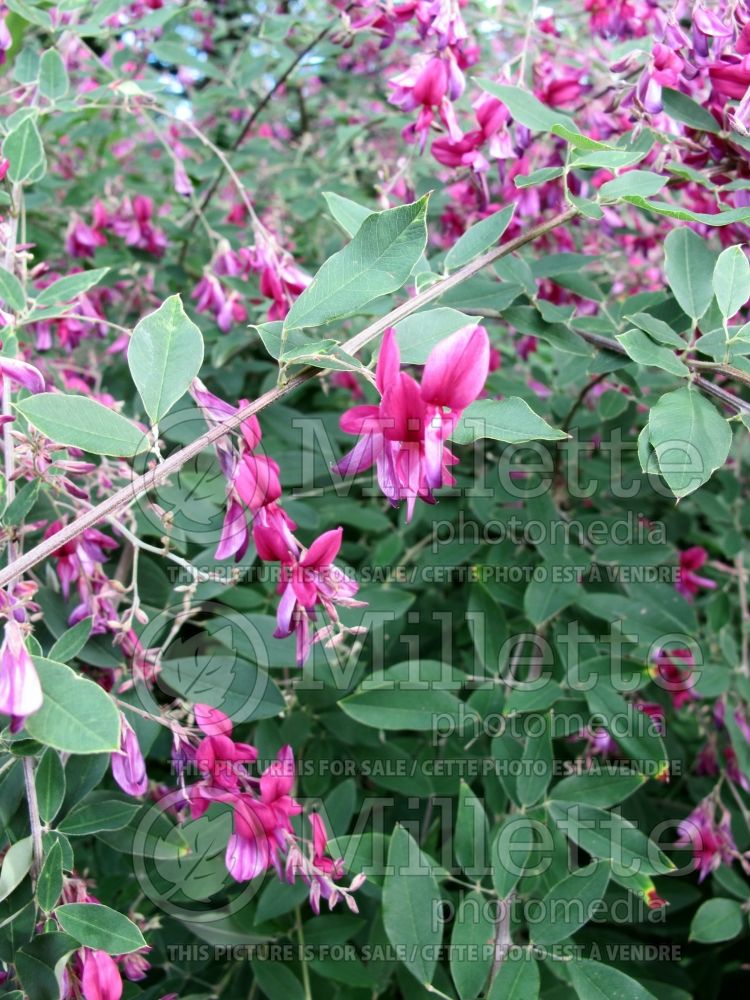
left=420, top=324, right=490, bottom=411
left=81, top=948, right=123, bottom=1000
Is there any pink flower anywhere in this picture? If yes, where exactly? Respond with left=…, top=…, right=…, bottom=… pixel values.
left=676, top=547, right=716, bottom=600
left=173, top=160, right=192, bottom=197
left=226, top=746, right=301, bottom=881
left=110, top=195, right=166, bottom=256
left=65, top=213, right=108, bottom=259
left=244, top=233, right=311, bottom=320
left=0, top=353, right=45, bottom=393
left=272, top=527, right=363, bottom=666
left=709, top=56, right=750, bottom=100
left=81, top=948, right=123, bottom=1000
left=188, top=706, right=258, bottom=819
left=389, top=51, right=464, bottom=150
left=676, top=799, right=739, bottom=882
left=190, top=381, right=291, bottom=561
left=652, top=648, right=697, bottom=710
left=0, top=619, right=43, bottom=732
left=111, top=715, right=148, bottom=797
left=335, top=324, right=490, bottom=519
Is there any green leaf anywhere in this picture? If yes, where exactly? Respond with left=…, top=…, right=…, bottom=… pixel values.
left=0, top=836, right=33, bottom=902
left=444, top=205, right=514, bottom=270
left=664, top=228, right=716, bottom=321
left=488, top=950, right=540, bottom=1000
left=689, top=898, right=743, bottom=943
left=48, top=617, right=93, bottom=663
left=546, top=801, right=675, bottom=875
left=250, top=960, right=305, bottom=1000
left=279, top=339, right=366, bottom=373
left=516, top=166, right=564, bottom=188
left=568, top=959, right=658, bottom=1000
left=36, top=841, right=63, bottom=914
left=661, top=88, right=720, bottom=133
left=524, top=570, right=581, bottom=626
left=36, top=748, right=66, bottom=824
left=517, top=714, right=553, bottom=806
left=552, top=770, right=646, bottom=808
left=615, top=328, right=688, bottom=376
left=283, top=196, right=429, bottom=331
left=128, top=294, right=204, bottom=422
left=340, top=679, right=462, bottom=731
left=36, top=267, right=110, bottom=306
left=58, top=799, right=140, bottom=836
left=159, top=654, right=285, bottom=724
left=14, top=932, right=78, bottom=1000
left=2, top=117, right=45, bottom=183
left=625, top=312, right=685, bottom=348
left=394, top=307, right=474, bottom=363
left=713, top=246, right=750, bottom=319
left=16, top=393, right=148, bottom=457
left=451, top=398, right=567, bottom=445
left=626, top=196, right=750, bottom=227
left=450, top=889, right=494, bottom=1000
left=38, top=48, right=69, bottom=100
left=586, top=687, right=668, bottom=779
left=454, top=782, right=490, bottom=880
left=550, top=124, right=615, bottom=151
left=476, top=79, right=573, bottom=131
left=599, top=171, right=667, bottom=200
left=491, top=815, right=535, bottom=897
left=0, top=266, right=26, bottom=312
left=531, top=861, right=610, bottom=945
left=383, top=825, right=442, bottom=986
left=647, top=386, right=732, bottom=498
left=2, top=477, right=41, bottom=527
left=322, top=191, right=374, bottom=237
left=573, top=149, right=648, bottom=170
left=56, top=902, right=147, bottom=954
left=24, top=658, right=121, bottom=753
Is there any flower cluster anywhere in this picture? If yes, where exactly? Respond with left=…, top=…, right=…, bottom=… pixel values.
left=191, top=227, right=311, bottom=330
left=335, top=323, right=490, bottom=519
left=192, top=379, right=364, bottom=665
left=174, top=704, right=363, bottom=910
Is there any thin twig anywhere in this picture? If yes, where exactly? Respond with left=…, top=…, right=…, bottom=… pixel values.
left=0, top=208, right=578, bottom=589
left=180, top=11, right=346, bottom=237
left=577, top=328, right=750, bottom=416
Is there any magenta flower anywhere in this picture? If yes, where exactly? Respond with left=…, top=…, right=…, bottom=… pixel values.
left=190, top=380, right=290, bottom=561
left=226, top=745, right=302, bottom=881
left=676, top=799, right=739, bottom=882
left=0, top=619, right=43, bottom=732
left=676, top=547, right=716, bottom=600
left=335, top=324, right=490, bottom=519
left=389, top=51, right=464, bottom=150
left=80, top=948, right=123, bottom=1000
left=272, top=527, right=363, bottom=666
left=652, top=648, right=697, bottom=710
left=188, top=705, right=258, bottom=819
left=111, top=715, right=148, bottom=797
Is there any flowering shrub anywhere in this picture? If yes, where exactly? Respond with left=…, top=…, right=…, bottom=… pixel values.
left=2, top=1, right=750, bottom=998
